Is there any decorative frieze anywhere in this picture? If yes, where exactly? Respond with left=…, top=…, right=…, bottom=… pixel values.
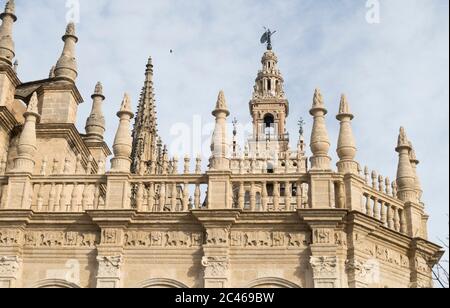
left=360, top=243, right=409, bottom=268
left=124, top=231, right=203, bottom=248
left=205, top=228, right=228, bottom=246
left=0, top=229, right=22, bottom=246
left=24, top=231, right=98, bottom=248
left=230, top=231, right=310, bottom=248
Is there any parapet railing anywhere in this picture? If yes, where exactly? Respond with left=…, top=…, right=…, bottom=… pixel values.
left=129, top=174, right=208, bottom=212
left=229, top=174, right=310, bottom=211
left=29, top=175, right=107, bottom=213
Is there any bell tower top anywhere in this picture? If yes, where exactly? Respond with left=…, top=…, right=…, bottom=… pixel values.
left=248, top=39, right=290, bottom=156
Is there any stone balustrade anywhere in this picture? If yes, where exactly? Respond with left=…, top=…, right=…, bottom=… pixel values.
left=230, top=174, right=310, bottom=211
left=29, top=175, right=106, bottom=212
left=129, top=175, right=208, bottom=212
left=361, top=184, right=406, bottom=234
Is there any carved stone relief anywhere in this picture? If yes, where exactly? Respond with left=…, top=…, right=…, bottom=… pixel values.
left=123, top=231, right=203, bottom=248
left=201, top=256, right=229, bottom=278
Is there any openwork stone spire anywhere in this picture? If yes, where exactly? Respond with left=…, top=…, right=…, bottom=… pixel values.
left=0, top=0, right=17, bottom=65
left=210, top=90, right=230, bottom=171
left=336, top=94, right=358, bottom=174
left=395, top=127, right=417, bottom=202
left=110, top=93, right=134, bottom=173
left=310, top=88, right=331, bottom=170
left=13, top=92, right=40, bottom=173
left=54, top=22, right=78, bottom=82
left=131, top=57, right=161, bottom=175
left=85, top=82, right=106, bottom=142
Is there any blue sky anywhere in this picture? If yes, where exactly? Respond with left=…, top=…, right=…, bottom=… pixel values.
left=11, top=1, right=449, bottom=258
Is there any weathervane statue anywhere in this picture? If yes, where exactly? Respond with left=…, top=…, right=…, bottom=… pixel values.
left=260, top=27, right=277, bottom=50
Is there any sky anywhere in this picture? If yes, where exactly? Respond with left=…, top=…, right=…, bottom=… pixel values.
left=10, top=0, right=449, bottom=270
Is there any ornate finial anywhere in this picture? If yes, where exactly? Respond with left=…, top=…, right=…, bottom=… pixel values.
left=65, top=22, right=76, bottom=37
left=212, top=90, right=230, bottom=117
left=216, top=90, right=227, bottom=109
left=312, top=88, right=324, bottom=108
left=94, top=82, right=103, bottom=96
left=4, top=0, right=15, bottom=15
left=397, top=127, right=410, bottom=149
left=298, top=117, right=305, bottom=137
left=260, top=27, right=277, bottom=50
left=120, top=93, right=132, bottom=113
left=338, top=94, right=351, bottom=115
left=27, top=92, right=39, bottom=114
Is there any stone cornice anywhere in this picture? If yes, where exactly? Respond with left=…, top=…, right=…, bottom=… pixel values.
left=0, top=64, right=21, bottom=87
left=15, top=79, right=83, bottom=106
left=0, top=210, right=33, bottom=227
left=87, top=210, right=136, bottom=227
left=83, top=140, right=112, bottom=157
left=192, top=209, right=241, bottom=227
left=298, top=209, right=348, bottom=226
left=0, top=106, right=18, bottom=132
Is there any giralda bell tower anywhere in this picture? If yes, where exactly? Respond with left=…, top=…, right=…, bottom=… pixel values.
left=248, top=29, right=290, bottom=161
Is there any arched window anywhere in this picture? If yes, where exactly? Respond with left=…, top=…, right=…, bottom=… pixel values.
left=263, top=114, right=275, bottom=137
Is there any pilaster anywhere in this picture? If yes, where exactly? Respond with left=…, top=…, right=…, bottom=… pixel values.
left=192, top=209, right=240, bottom=288
left=299, top=209, right=347, bottom=288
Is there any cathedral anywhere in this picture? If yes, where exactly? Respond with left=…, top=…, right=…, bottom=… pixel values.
left=0, top=1, right=443, bottom=288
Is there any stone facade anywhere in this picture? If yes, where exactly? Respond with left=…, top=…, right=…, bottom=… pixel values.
left=0, top=2, right=444, bottom=288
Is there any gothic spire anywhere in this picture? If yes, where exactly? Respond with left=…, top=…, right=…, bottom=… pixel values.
left=131, top=57, right=161, bottom=174
left=0, top=0, right=17, bottom=65
left=54, top=22, right=78, bottom=82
